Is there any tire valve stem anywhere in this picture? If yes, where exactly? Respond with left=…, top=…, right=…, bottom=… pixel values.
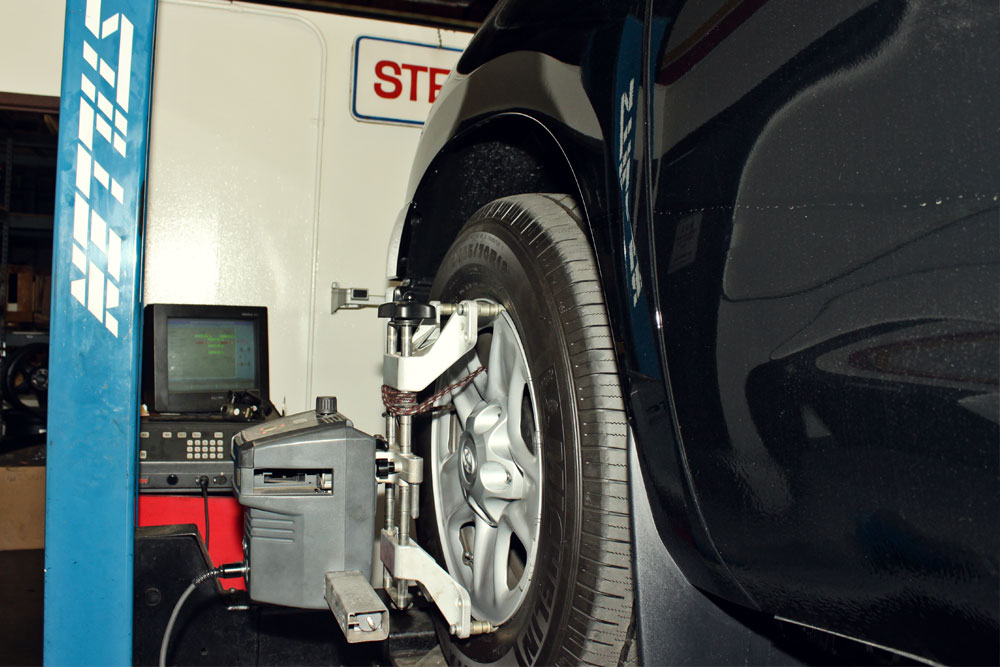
left=469, top=620, right=496, bottom=635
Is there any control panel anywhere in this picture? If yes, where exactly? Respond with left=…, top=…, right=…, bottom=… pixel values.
left=138, top=418, right=248, bottom=493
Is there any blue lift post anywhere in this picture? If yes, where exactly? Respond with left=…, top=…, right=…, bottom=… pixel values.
left=45, top=1, right=156, bottom=664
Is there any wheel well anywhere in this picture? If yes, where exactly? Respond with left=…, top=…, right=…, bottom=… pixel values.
left=397, top=116, right=582, bottom=291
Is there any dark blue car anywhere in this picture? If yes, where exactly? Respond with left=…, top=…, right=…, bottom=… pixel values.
left=387, top=1, right=999, bottom=664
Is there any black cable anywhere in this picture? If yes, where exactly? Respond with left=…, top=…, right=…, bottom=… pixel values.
left=159, top=562, right=247, bottom=667
left=266, top=396, right=282, bottom=418
left=197, top=475, right=210, bottom=551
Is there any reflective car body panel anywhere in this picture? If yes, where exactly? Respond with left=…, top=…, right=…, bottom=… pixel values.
left=394, top=0, right=755, bottom=606
left=647, top=1, right=998, bottom=661
left=393, top=0, right=999, bottom=663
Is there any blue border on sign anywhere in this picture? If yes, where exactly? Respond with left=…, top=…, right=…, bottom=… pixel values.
left=351, top=35, right=463, bottom=127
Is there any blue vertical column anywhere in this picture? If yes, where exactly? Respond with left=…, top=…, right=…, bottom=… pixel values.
left=45, top=0, right=156, bottom=664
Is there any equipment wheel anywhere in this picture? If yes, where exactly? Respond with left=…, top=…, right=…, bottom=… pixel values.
left=4, top=343, right=49, bottom=415
left=421, top=194, right=635, bottom=665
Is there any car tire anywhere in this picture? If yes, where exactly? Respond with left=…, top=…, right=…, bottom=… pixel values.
left=419, top=193, right=635, bottom=665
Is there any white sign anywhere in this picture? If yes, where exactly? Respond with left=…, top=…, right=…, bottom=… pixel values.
left=352, top=36, right=463, bottom=126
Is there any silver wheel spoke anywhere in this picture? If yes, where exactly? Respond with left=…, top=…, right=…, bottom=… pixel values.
left=486, top=317, right=525, bottom=405
left=508, top=437, right=538, bottom=486
left=505, top=363, right=527, bottom=442
left=471, top=354, right=489, bottom=398
left=471, top=514, right=498, bottom=608
left=451, top=355, right=485, bottom=426
left=437, top=452, right=463, bottom=500
left=443, top=494, right=474, bottom=536
left=504, top=364, right=538, bottom=483
left=485, top=321, right=510, bottom=402
left=493, top=519, right=515, bottom=598
left=502, top=501, right=535, bottom=553
left=443, top=503, right=475, bottom=590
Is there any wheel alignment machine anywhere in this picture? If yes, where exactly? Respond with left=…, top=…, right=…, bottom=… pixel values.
left=46, top=0, right=515, bottom=656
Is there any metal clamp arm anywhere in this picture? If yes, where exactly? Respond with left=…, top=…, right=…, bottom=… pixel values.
left=383, top=301, right=501, bottom=393
left=375, top=450, right=423, bottom=484
left=380, top=530, right=494, bottom=639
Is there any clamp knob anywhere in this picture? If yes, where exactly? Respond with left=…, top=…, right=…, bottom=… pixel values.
left=315, top=396, right=338, bottom=415
left=377, top=293, right=435, bottom=324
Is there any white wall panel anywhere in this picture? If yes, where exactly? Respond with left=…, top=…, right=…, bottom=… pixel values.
left=0, top=0, right=66, bottom=97
left=144, top=0, right=471, bottom=434
left=144, top=1, right=325, bottom=419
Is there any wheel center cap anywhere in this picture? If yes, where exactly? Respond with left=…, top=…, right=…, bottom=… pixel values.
left=461, top=442, right=478, bottom=483
left=456, top=402, right=526, bottom=525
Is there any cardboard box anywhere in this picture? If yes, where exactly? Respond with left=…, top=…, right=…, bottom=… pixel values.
left=5, top=265, right=35, bottom=324
left=0, top=466, right=45, bottom=550
left=34, top=273, right=51, bottom=326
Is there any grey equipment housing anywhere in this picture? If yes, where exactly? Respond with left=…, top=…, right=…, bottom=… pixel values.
left=234, top=400, right=376, bottom=610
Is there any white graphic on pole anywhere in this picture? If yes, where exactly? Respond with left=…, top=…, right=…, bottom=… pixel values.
left=69, top=0, right=134, bottom=338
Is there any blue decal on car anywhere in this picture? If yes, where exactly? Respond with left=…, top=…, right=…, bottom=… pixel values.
left=614, top=15, right=660, bottom=379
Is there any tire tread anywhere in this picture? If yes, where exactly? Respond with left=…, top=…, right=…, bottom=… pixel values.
left=496, top=194, right=634, bottom=666
left=436, top=193, right=635, bottom=667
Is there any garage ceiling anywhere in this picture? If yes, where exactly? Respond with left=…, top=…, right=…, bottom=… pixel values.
left=242, top=0, right=498, bottom=29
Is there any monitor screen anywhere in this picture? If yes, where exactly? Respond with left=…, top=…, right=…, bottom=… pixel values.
left=166, top=318, right=257, bottom=394
left=143, top=304, right=269, bottom=414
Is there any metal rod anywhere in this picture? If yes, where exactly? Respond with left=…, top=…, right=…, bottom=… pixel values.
left=395, top=319, right=414, bottom=608
left=398, top=483, right=411, bottom=546
left=398, top=415, right=411, bottom=454
left=437, top=301, right=504, bottom=318
left=383, top=319, right=397, bottom=598
left=385, top=324, right=398, bottom=448
left=386, top=322, right=397, bottom=355
left=383, top=484, right=395, bottom=595
left=384, top=484, right=396, bottom=532
left=399, top=323, right=412, bottom=356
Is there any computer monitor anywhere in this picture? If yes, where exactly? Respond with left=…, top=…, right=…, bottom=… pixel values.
left=143, top=303, right=269, bottom=414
